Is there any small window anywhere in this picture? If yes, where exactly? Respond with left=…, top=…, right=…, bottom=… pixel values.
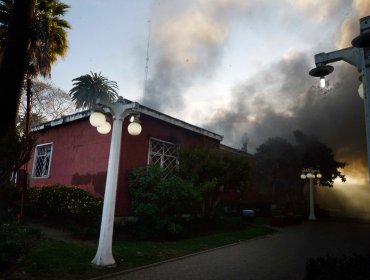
left=148, top=138, right=178, bottom=172
left=32, top=143, right=53, bottom=178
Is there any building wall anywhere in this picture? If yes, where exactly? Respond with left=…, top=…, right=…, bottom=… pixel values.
left=27, top=118, right=111, bottom=198
left=28, top=114, right=220, bottom=216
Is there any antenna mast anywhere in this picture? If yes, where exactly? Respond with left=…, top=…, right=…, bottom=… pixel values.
left=144, top=20, right=151, bottom=94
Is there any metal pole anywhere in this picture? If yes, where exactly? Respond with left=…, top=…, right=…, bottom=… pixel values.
left=91, top=115, right=122, bottom=267
left=308, top=177, right=316, bottom=220
left=91, top=99, right=139, bottom=267
left=361, top=50, right=370, bottom=179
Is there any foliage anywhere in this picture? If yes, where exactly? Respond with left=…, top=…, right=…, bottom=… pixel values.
left=29, top=0, right=71, bottom=78
left=253, top=137, right=299, bottom=195
left=0, top=0, right=36, bottom=132
left=0, top=0, right=70, bottom=134
left=304, top=251, right=370, bottom=280
left=253, top=130, right=345, bottom=192
left=0, top=0, right=71, bottom=78
left=0, top=223, right=41, bottom=273
left=26, top=185, right=103, bottom=229
left=179, top=146, right=250, bottom=191
left=128, top=165, right=200, bottom=239
left=0, top=0, right=70, bottom=216
left=252, top=130, right=345, bottom=214
left=178, top=146, right=250, bottom=217
left=128, top=147, right=251, bottom=239
left=0, top=128, right=36, bottom=217
left=69, top=72, right=119, bottom=110
left=17, top=80, right=76, bottom=127
left=294, top=130, right=346, bottom=186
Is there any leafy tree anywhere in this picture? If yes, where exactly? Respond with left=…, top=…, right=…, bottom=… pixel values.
left=253, top=137, right=299, bottom=195
left=128, top=165, right=199, bottom=239
left=69, top=72, right=119, bottom=110
left=252, top=131, right=346, bottom=213
left=178, top=146, right=250, bottom=217
left=17, top=80, right=75, bottom=128
left=252, top=137, right=302, bottom=213
left=293, top=130, right=346, bottom=186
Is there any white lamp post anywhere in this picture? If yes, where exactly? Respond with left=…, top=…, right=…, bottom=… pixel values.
left=309, top=15, right=370, bottom=181
left=90, top=97, right=142, bottom=267
left=300, top=168, right=322, bottom=221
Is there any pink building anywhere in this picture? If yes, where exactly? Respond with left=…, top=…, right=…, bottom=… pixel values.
left=25, top=101, right=223, bottom=216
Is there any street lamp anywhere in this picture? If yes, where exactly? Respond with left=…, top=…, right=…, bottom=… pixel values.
left=309, top=15, right=370, bottom=180
left=90, top=97, right=142, bottom=267
left=300, top=168, right=322, bottom=221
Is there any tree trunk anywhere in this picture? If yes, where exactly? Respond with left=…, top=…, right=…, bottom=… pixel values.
left=0, top=0, right=36, bottom=134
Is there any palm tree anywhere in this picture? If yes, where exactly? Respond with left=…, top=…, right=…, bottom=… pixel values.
left=69, top=72, right=119, bottom=110
left=0, top=0, right=70, bottom=133
left=28, top=0, right=71, bottom=78
left=0, top=0, right=71, bottom=78
left=0, top=0, right=36, bottom=133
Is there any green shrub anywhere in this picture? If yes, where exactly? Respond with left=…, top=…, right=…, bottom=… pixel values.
left=26, top=185, right=103, bottom=229
left=128, top=165, right=200, bottom=239
left=304, top=251, right=370, bottom=280
left=0, top=223, right=41, bottom=273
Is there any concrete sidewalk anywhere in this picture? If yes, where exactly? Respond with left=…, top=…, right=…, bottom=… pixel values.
left=92, top=221, right=370, bottom=280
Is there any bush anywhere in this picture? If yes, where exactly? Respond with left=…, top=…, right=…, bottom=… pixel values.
left=0, top=223, right=41, bottom=273
left=304, top=251, right=370, bottom=280
left=128, top=165, right=201, bottom=239
left=26, top=185, right=103, bottom=229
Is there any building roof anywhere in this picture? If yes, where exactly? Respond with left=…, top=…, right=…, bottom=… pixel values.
left=31, top=99, right=224, bottom=141
left=219, top=144, right=252, bottom=157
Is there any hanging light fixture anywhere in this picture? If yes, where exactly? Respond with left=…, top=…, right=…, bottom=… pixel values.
left=309, top=64, right=334, bottom=88
left=127, top=115, right=142, bottom=136
left=89, top=111, right=106, bottom=127
left=306, top=173, right=314, bottom=179
left=97, top=121, right=111, bottom=134
left=359, top=83, right=364, bottom=99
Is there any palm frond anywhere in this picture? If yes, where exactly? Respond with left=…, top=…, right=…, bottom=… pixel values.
left=69, top=72, right=119, bottom=110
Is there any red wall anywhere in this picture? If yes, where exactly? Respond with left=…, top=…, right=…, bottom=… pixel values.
left=28, top=114, right=220, bottom=216
left=28, top=118, right=111, bottom=197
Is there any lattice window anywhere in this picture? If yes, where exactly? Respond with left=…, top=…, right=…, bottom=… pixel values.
left=32, top=143, right=53, bottom=178
left=148, top=138, right=178, bottom=172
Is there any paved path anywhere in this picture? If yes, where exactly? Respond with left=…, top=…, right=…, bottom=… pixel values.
left=94, top=221, right=370, bottom=280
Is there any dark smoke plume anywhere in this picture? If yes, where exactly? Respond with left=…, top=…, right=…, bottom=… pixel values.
left=140, top=0, right=248, bottom=111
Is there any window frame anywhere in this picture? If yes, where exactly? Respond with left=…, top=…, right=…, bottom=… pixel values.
left=32, top=142, right=53, bottom=178
left=147, top=137, right=179, bottom=171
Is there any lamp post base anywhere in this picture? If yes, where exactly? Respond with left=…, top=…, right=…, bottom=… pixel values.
left=308, top=215, right=317, bottom=221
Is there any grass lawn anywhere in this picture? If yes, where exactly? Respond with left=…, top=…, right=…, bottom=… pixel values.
left=12, top=223, right=276, bottom=280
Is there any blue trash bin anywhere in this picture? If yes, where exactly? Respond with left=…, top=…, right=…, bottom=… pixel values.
left=242, top=209, right=254, bottom=222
